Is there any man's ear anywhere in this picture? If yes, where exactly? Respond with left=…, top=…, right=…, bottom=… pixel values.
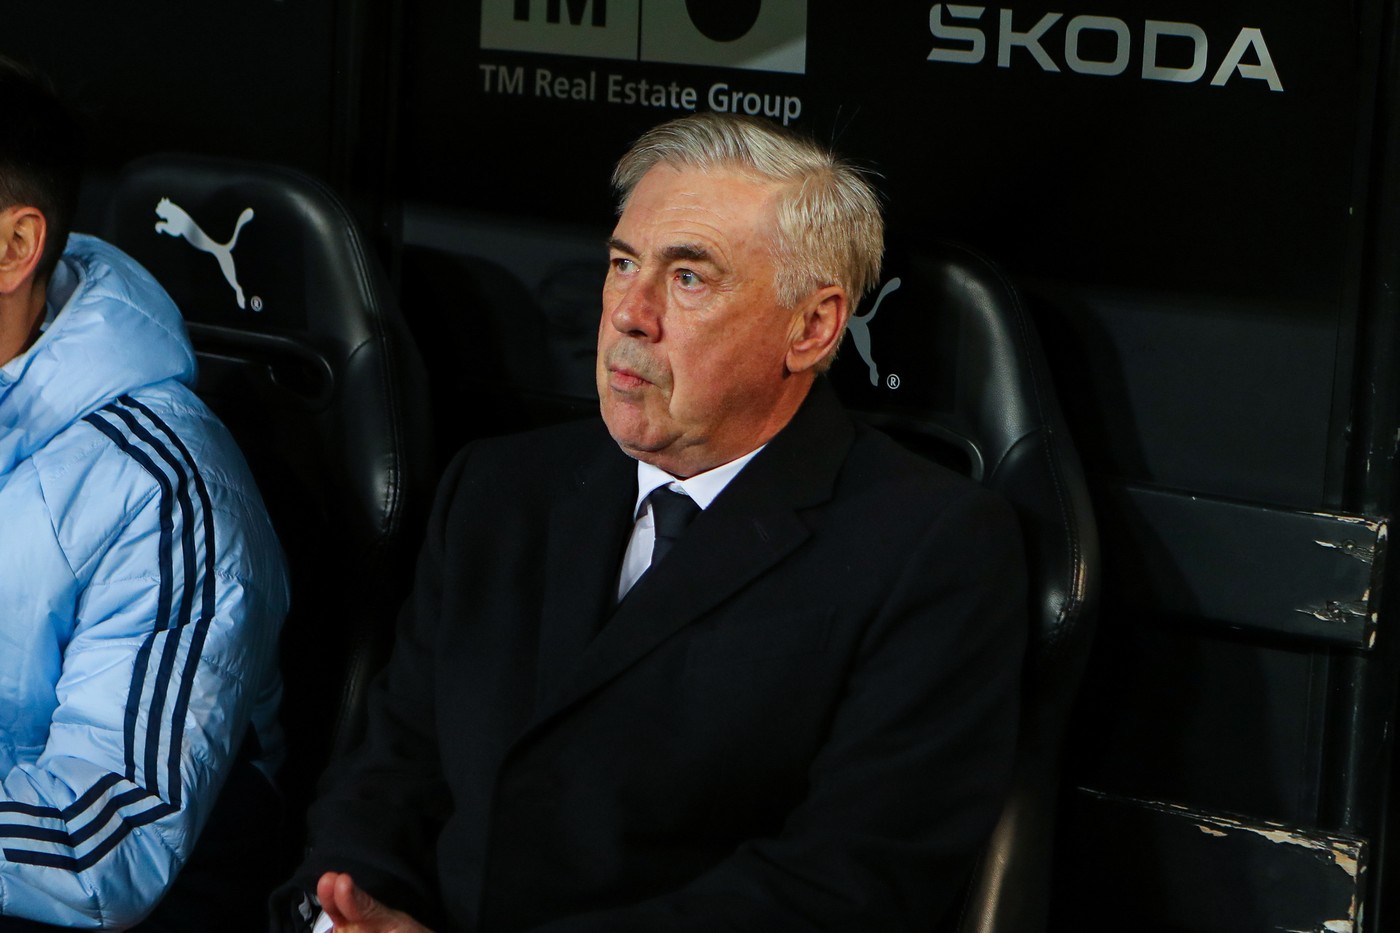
left=786, top=285, right=849, bottom=375
left=0, top=206, right=47, bottom=296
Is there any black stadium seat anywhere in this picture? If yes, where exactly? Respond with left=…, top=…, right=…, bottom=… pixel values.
left=828, top=241, right=1101, bottom=933
left=101, top=155, right=435, bottom=882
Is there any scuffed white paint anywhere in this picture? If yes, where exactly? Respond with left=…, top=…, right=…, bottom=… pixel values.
left=1086, top=790, right=1364, bottom=881
left=1304, top=513, right=1383, bottom=535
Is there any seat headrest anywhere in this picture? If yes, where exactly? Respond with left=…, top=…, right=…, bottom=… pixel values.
left=100, top=153, right=434, bottom=544
left=830, top=241, right=1099, bottom=643
left=102, top=154, right=384, bottom=355
left=831, top=242, right=1054, bottom=482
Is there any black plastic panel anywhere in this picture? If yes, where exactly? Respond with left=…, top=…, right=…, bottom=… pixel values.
left=1101, top=483, right=1385, bottom=646
left=1069, top=620, right=1332, bottom=824
left=1056, top=789, right=1365, bottom=933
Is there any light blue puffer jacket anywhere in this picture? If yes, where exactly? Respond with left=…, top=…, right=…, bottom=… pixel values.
left=0, top=234, right=287, bottom=928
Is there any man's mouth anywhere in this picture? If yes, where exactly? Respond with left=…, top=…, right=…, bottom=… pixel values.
left=604, top=346, right=661, bottom=390
left=609, top=367, right=649, bottom=390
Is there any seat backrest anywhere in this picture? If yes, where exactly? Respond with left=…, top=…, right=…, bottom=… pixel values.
left=828, top=241, right=1101, bottom=933
left=398, top=212, right=603, bottom=459
left=101, top=155, right=435, bottom=864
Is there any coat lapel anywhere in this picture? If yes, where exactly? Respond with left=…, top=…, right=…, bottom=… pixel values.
left=533, top=435, right=636, bottom=710
left=531, top=379, right=856, bottom=726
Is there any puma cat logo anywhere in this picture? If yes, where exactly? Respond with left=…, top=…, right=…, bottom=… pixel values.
left=848, top=277, right=901, bottom=387
left=154, top=198, right=256, bottom=309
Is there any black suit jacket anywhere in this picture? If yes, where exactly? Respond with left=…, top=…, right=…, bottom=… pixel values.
left=285, top=381, right=1027, bottom=932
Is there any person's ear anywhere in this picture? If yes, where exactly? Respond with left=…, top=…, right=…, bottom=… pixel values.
left=0, top=206, right=47, bottom=295
left=786, top=285, right=849, bottom=374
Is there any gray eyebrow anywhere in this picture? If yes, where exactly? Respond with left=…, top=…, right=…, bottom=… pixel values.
left=661, top=243, right=713, bottom=264
left=607, top=238, right=717, bottom=267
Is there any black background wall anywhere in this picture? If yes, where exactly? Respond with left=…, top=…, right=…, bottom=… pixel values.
left=7, top=2, right=1400, bottom=929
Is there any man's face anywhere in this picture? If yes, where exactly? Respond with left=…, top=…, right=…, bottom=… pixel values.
left=597, top=165, right=810, bottom=478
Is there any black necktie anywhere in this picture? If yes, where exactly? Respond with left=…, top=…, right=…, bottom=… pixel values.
left=648, top=487, right=700, bottom=568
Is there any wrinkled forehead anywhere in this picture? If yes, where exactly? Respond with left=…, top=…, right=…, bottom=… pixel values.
left=609, top=166, right=787, bottom=292
left=623, top=164, right=785, bottom=240
left=633, top=159, right=792, bottom=205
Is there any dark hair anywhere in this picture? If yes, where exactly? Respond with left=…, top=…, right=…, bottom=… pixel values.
left=0, top=55, right=81, bottom=283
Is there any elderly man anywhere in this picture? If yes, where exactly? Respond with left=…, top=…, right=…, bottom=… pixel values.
left=282, top=113, right=1025, bottom=933
left=0, top=57, right=287, bottom=930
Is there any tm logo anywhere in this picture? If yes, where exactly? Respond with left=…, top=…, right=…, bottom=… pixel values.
left=154, top=199, right=260, bottom=311
left=483, top=0, right=808, bottom=74
left=849, top=277, right=902, bottom=389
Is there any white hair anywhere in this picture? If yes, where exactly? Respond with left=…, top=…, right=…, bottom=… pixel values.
left=613, top=113, right=885, bottom=319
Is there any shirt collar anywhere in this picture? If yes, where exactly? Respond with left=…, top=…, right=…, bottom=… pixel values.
left=632, top=446, right=765, bottom=520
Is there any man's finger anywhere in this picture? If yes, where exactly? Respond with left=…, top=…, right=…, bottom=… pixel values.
left=317, top=871, right=366, bottom=925
left=349, top=876, right=382, bottom=920
left=314, top=870, right=436, bottom=932
left=316, top=872, right=344, bottom=925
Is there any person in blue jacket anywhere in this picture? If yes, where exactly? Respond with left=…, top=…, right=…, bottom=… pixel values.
left=0, top=57, right=288, bottom=929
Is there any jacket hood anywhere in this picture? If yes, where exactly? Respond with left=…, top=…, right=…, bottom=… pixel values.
left=0, top=233, right=196, bottom=474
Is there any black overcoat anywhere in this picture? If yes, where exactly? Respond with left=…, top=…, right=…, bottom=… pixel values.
left=288, top=380, right=1027, bottom=932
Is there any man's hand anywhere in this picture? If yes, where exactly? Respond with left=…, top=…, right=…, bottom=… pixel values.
left=316, top=872, right=436, bottom=933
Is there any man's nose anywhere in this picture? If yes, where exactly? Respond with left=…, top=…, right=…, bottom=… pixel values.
left=609, top=279, right=661, bottom=339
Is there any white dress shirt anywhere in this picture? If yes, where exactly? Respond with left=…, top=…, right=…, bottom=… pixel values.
left=615, top=447, right=763, bottom=601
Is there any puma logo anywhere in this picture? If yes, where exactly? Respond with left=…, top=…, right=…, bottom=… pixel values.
left=154, top=198, right=256, bottom=309
left=847, top=277, right=900, bottom=386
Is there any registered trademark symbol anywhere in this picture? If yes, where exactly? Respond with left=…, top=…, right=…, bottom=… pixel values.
left=886, top=373, right=901, bottom=390
left=250, top=296, right=264, bottom=312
